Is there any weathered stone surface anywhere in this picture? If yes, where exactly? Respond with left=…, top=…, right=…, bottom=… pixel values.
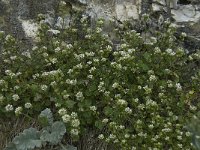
left=0, top=0, right=200, bottom=50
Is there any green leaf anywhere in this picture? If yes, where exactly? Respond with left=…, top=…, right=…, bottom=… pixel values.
left=65, top=100, right=76, bottom=108
left=104, top=106, right=113, bottom=116
left=60, top=144, right=77, bottom=150
left=88, top=83, right=97, bottom=92
left=4, top=143, right=17, bottom=150
left=13, top=128, right=42, bottom=150
left=39, top=108, right=53, bottom=125
left=95, top=120, right=104, bottom=130
left=40, top=121, right=66, bottom=145
left=65, top=144, right=77, bottom=150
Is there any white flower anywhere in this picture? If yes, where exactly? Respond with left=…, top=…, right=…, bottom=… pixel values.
left=85, top=34, right=91, bottom=39
left=117, top=99, right=127, bottom=106
left=177, top=136, right=182, bottom=140
left=58, top=108, right=67, bottom=116
left=143, top=85, right=152, bottom=94
left=102, top=118, right=109, bottom=123
left=119, top=125, right=125, bottom=129
left=177, top=144, right=182, bottom=148
left=93, top=58, right=99, bottom=62
left=5, top=104, right=13, bottom=112
left=62, top=114, right=71, bottom=123
left=98, top=134, right=104, bottom=139
left=24, top=102, right=32, bottom=109
left=75, top=63, right=83, bottom=69
left=181, top=32, right=187, bottom=37
left=5, top=70, right=15, bottom=76
left=149, top=75, right=157, bottom=81
left=133, top=98, right=139, bottom=103
left=70, top=129, right=79, bottom=136
left=96, top=27, right=102, bottom=33
left=15, top=106, right=23, bottom=115
left=148, top=124, right=154, bottom=129
left=98, top=81, right=105, bottom=92
left=125, top=134, right=130, bottom=138
left=71, top=112, right=78, bottom=118
left=14, top=86, right=20, bottom=90
left=146, top=99, right=157, bottom=107
left=87, top=75, right=93, bottom=79
left=41, top=85, right=48, bottom=91
left=175, top=83, right=182, bottom=91
left=67, top=69, right=73, bottom=74
left=71, top=119, right=80, bottom=127
left=162, top=128, right=171, bottom=132
left=89, top=67, right=96, bottom=73
left=12, top=94, right=20, bottom=101
left=85, top=52, right=95, bottom=57
left=106, top=45, right=112, bottom=51
left=63, top=94, right=70, bottom=99
left=22, top=52, right=31, bottom=58
left=128, top=48, right=135, bottom=54
left=112, top=82, right=119, bottom=89
left=166, top=48, right=175, bottom=56
left=125, top=107, right=132, bottom=114
left=48, top=29, right=60, bottom=35
left=66, top=44, right=73, bottom=49
left=190, top=105, right=197, bottom=111
left=50, top=81, right=57, bottom=87
left=165, top=136, right=169, bottom=141
left=32, top=46, right=38, bottom=51
left=51, top=58, right=58, bottom=64
left=109, top=134, right=116, bottom=139
left=55, top=47, right=61, bottom=53
left=89, top=106, right=97, bottom=111
left=76, top=92, right=84, bottom=101
left=154, top=47, right=161, bottom=53
left=87, top=61, right=92, bottom=65
left=42, top=52, right=48, bottom=57
left=66, top=79, right=77, bottom=85
left=121, top=44, right=127, bottom=49
left=10, top=56, right=17, bottom=60
left=0, top=80, right=5, bottom=85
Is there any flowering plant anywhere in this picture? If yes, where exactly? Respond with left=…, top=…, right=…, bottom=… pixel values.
left=0, top=15, right=199, bottom=149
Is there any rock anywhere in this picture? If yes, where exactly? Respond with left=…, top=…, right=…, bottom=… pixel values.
left=171, top=4, right=200, bottom=22
left=0, top=0, right=200, bottom=51
left=18, top=18, right=39, bottom=40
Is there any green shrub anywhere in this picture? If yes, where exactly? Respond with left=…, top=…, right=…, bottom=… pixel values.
left=0, top=15, right=200, bottom=149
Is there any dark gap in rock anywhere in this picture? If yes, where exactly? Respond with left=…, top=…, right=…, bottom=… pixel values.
left=179, top=0, right=191, bottom=5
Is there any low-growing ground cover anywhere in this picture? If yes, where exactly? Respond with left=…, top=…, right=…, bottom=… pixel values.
left=0, top=14, right=199, bottom=150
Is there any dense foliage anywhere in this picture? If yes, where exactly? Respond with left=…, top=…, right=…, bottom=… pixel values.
left=0, top=14, right=200, bottom=149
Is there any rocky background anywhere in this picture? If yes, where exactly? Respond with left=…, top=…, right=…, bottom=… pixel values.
left=0, top=0, right=200, bottom=51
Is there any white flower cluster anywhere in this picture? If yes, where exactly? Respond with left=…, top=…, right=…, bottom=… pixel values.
left=74, top=53, right=85, bottom=61
left=24, top=102, right=32, bottom=109
left=41, top=69, right=62, bottom=77
left=175, top=83, right=182, bottom=91
left=76, top=91, right=84, bottom=101
left=98, top=81, right=105, bottom=92
left=66, top=79, right=77, bottom=85
left=5, top=104, right=13, bottom=112
left=15, top=106, right=23, bottom=115
left=166, top=48, right=176, bottom=56
left=41, top=85, right=48, bottom=91
left=59, top=110, right=80, bottom=136
left=12, top=94, right=20, bottom=101
left=117, top=99, right=127, bottom=106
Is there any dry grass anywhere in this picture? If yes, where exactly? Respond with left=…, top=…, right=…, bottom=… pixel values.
left=0, top=116, right=39, bottom=149
left=0, top=117, right=114, bottom=150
